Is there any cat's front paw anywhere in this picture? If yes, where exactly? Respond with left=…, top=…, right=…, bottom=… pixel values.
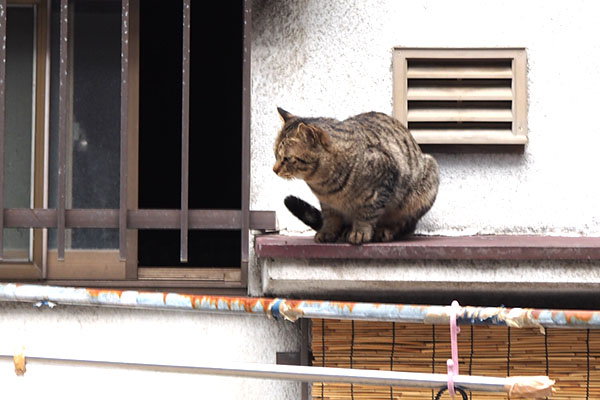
left=315, top=230, right=339, bottom=243
left=374, top=227, right=397, bottom=242
left=347, top=229, right=372, bottom=245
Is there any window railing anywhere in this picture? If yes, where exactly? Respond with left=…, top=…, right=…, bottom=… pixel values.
left=0, top=0, right=275, bottom=288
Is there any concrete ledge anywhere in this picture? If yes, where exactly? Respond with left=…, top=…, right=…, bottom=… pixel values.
left=260, top=257, right=600, bottom=305
left=256, top=235, right=600, bottom=260
left=256, top=235, right=600, bottom=305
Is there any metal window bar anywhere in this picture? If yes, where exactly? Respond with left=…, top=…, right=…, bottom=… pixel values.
left=0, top=0, right=6, bottom=259
left=57, top=0, right=69, bottom=260
left=180, top=0, right=190, bottom=263
left=241, top=0, right=252, bottom=283
left=2, top=208, right=275, bottom=230
left=119, top=0, right=129, bottom=261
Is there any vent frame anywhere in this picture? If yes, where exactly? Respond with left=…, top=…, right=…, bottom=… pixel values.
left=393, top=48, right=528, bottom=146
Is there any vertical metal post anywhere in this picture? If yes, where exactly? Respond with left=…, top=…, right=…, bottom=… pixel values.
left=0, top=0, right=6, bottom=260
left=180, top=0, right=190, bottom=263
left=42, top=0, right=51, bottom=276
left=241, top=0, right=252, bottom=285
left=300, top=318, right=310, bottom=400
left=119, top=0, right=129, bottom=260
left=57, top=0, right=69, bottom=260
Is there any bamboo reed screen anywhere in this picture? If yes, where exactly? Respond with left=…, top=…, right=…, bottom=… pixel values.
left=312, top=319, right=600, bottom=399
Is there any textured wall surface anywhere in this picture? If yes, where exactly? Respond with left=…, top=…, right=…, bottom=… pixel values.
left=0, top=302, right=301, bottom=399
left=251, top=0, right=600, bottom=237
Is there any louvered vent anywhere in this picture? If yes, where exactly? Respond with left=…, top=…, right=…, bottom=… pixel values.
left=393, top=49, right=527, bottom=145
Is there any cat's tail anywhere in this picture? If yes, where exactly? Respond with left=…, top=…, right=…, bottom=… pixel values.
left=284, top=195, right=323, bottom=231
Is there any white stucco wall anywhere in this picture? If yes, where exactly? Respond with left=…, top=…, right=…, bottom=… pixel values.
left=249, top=0, right=600, bottom=303
left=251, top=0, right=600, bottom=237
left=0, top=302, right=301, bottom=399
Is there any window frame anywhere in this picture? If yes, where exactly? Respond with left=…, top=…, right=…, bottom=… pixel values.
left=0, top=0, right=48, bottom=279
left=0, top=0, right=275, bottom=291
left=392, top=47, right=528, bottom=146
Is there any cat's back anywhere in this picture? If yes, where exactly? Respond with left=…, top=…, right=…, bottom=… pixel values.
left=341, top=112, right=413, bottom=142
left=337, top=111, right=421, bottom=157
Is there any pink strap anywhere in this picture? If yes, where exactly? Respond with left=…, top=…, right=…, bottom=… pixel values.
left=447, top=300, right=461, bottom=396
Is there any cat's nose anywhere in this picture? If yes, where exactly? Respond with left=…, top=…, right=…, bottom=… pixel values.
left=273, top=162, right=282, bottom=174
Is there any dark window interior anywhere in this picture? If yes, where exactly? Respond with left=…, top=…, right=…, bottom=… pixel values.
left=138, top=1, right=243, bottom=267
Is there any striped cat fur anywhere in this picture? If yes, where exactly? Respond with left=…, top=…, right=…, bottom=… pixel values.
left=273, top=108, right=439, bottom=245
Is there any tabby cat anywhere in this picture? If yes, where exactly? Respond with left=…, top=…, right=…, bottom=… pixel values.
left=273, top=108, right=439, bottom=244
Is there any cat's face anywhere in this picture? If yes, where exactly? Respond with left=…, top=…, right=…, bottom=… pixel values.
left=273, top=136, right=315, bottom=180
left=273, top=108, right=328, bottom=181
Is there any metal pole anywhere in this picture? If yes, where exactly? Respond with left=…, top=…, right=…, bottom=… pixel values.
left=180, top=0, right=190, bottom=263
left=2, top=282, right=600, bottom=329
left=119, top=0, right=129, bottom=261
left=57, top=0, right=69, bottom=260
left=0, top=354, right=512, bottom=393
left=0, top=0, right=6, bottom=260
left=240, top=0, right=252, bottom=285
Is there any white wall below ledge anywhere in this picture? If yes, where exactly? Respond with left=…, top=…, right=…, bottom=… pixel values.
left=261, top=257, right=600, bottom=305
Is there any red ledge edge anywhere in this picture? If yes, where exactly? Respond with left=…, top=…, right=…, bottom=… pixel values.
left=255, top=234, right=600, bottom=261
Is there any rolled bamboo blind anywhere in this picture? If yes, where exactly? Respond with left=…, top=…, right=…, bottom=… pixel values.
left=312, top=319, right=599, bottom=399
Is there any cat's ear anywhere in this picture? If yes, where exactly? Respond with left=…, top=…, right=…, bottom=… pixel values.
left=277, top=107, right=294, bottom=123
left=297, top=123, right=331, bottom=149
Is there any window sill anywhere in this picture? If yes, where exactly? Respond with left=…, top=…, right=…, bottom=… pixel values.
left=255, top=234, right=600, bottom=261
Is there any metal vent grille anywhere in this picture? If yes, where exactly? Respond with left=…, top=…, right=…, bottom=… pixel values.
left=393, top=49, right=527, bottom=145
